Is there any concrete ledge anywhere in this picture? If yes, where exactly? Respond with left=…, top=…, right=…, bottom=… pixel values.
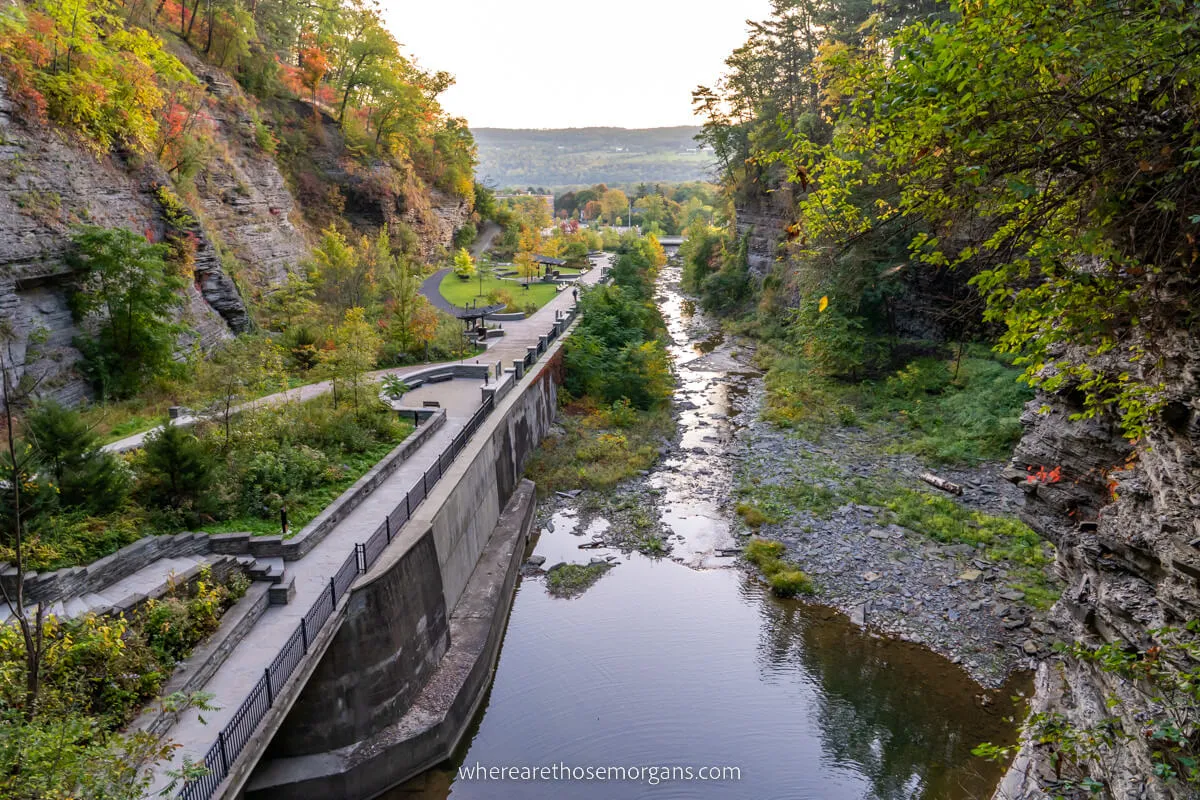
left=131, top=582, right=272, bottom=738
left=243, top=480, right=536, bottom=799
left=2, top=532, right=211, bottom=605
left=283, top=411, right=447, bottom=560
left=207, top=412, right=447, bottom=562
left=484, top=312, right=526, bottom=322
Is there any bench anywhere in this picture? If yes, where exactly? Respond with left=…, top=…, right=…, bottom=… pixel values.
left=426, top=373, right=454, bottom=384
left=422, top=401, right=441, bottom=408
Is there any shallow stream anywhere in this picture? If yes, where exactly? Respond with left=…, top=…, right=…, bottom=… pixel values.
left=386, top=264, right=1023, bottom=800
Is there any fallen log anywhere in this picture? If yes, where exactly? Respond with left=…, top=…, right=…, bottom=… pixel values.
left=920, top=472, right=963, bottom=496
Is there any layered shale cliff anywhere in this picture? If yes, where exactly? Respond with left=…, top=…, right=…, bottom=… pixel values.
left=0, top=53, right=467, bottom=407
left=997, top=336, right=1200, bottom=800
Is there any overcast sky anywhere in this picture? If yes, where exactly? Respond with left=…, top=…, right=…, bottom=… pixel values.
left=379, top=0, right=773, bottom=129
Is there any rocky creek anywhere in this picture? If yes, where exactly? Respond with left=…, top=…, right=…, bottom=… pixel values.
left=387, top=261, right=1032, bottom=799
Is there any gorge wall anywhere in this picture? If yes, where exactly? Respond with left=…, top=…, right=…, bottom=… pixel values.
left=0, top=51, right=468, bottom=408
left=998, top=335, right=1200, bottom=799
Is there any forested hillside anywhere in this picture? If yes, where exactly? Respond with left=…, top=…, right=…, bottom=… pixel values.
left=473, top=126, right=712, bottom=189
left=689, top=0, right=1200, bottom=797
left=0, top=0, right=477, bottom=406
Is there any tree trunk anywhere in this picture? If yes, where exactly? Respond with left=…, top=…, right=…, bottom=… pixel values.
left=185, top=0, right=201, bottom=40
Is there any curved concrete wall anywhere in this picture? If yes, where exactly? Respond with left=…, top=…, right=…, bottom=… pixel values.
left=258, top=350, right=562, bottom=764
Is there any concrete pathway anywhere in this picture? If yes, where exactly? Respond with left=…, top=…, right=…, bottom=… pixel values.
left=146, top=414, right=469, bottom=796
left=103, top=254, right=607, bottom=454
left=139, top=254, right=609, bottom=796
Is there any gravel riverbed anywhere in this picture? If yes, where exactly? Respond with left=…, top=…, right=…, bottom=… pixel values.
left=529, top=264, right=1057, bottom=689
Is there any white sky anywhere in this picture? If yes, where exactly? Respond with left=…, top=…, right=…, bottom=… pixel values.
left=379, top=0, right=773, bottom=129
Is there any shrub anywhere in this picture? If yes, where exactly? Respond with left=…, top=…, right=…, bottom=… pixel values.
left=743, top=537, right=814, bottom=597
left=237, top=444, right=329, bottom=516
left=736, top=503, right=769, bottom=528
left=744, top=537, right=786, bottom=566
left=768, top=569, right=814, bottom=597
left=486, top=288, right=514, bottom=308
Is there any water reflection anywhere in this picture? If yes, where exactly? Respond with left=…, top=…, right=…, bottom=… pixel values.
left=751, top=583, right=1025, bottom=800
left=386, top=548, right=1022, bottom=800
left=383, top=262, right=1023, bottom=800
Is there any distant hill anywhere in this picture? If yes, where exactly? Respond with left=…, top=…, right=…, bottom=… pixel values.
left=472, top=127, right=714, bottom=190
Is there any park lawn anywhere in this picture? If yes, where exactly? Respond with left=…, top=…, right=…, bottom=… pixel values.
left=439, top=272, right=560, bottom=313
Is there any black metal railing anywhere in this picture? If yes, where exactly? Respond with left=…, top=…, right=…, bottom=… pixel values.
left=175, top=395, right=500, bottom=800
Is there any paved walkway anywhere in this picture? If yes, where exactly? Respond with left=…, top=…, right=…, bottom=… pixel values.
left=145, top=414, right=469, bottom=796
left=418, top=267, right=455, bottom=312
left=104, top=255, right=607, bottom=454
left=138, top=253, right=609, bottom=796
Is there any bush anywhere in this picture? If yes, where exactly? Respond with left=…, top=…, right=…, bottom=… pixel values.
left=743, top=537, right=814, bottom=597
left=487, top=288, right=515, bottom=308
left=768, top=569, right=814, bottom=597
left=237, top=445, right=329, bottom=517
left=736, top=503, right=769, bottom=528
left=744, top=537, right=786, bottom=566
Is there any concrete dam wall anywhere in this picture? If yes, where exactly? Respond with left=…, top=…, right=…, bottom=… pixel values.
left=244, top=352, right=563, bottom=798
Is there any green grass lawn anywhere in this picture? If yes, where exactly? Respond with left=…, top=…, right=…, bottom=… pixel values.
left=439, top=272, right=560, bottom=313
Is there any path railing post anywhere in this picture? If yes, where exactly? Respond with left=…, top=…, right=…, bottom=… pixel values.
left=329, top=577, right=336, bottom=604
left=301, top=618, right=308, bottom=652
left=217, top=731, right=230, bottom=775
left=264, top=668, right=274, bottom=707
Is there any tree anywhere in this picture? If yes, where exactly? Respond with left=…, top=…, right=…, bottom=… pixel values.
left=452, top=247, right=475, bottom=281
left=67, top=226, right=186, bottom=401
left=515, top=251, right=538, bottom=285
left=138, top=423, right=216, bottom=513
left=191, top=336, right=287, bottom=451
left=848, top=0, right=1200, bottom=437
left=24, top=400, right=130, bottom=514
left=330, top=6, right=397, bottom=123
left=264, top=271, right=318, bottom=331
left=383, top=256, right=437, bottom=357
left=475, top=255, right=495, bottom=299
left=309, top=226, right=373, bottom=311
left=298, top=42, right=328, bottom=107
left=600, top=189, right=629, bottom=225
left=0, top=354, right=47, bottom=721
left=321, top=307, right=381, bottom=417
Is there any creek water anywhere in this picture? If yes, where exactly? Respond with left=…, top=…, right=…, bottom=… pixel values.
left=387, top=264, right=1023, bottom=800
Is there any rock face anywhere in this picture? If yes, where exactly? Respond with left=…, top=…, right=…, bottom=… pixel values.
left=735, top=187, right=793, bottom=279
left=400, top=187, right=471, bottom=264
left=997, top=336, right=1200, bottom=799
left=186, top=59, right=309, bottom=304
left=0, top=77, right=242, bottom=405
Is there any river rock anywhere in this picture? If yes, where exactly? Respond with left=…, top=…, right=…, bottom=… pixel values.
left=526, top=555, right=547, bottom=567
left=959, top=569, right=983, bottom=581
left=1021, top=640, right=1039, bottom=656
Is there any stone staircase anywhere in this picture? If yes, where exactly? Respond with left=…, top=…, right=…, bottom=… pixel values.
left=1, top=552, right=287, bottom=625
